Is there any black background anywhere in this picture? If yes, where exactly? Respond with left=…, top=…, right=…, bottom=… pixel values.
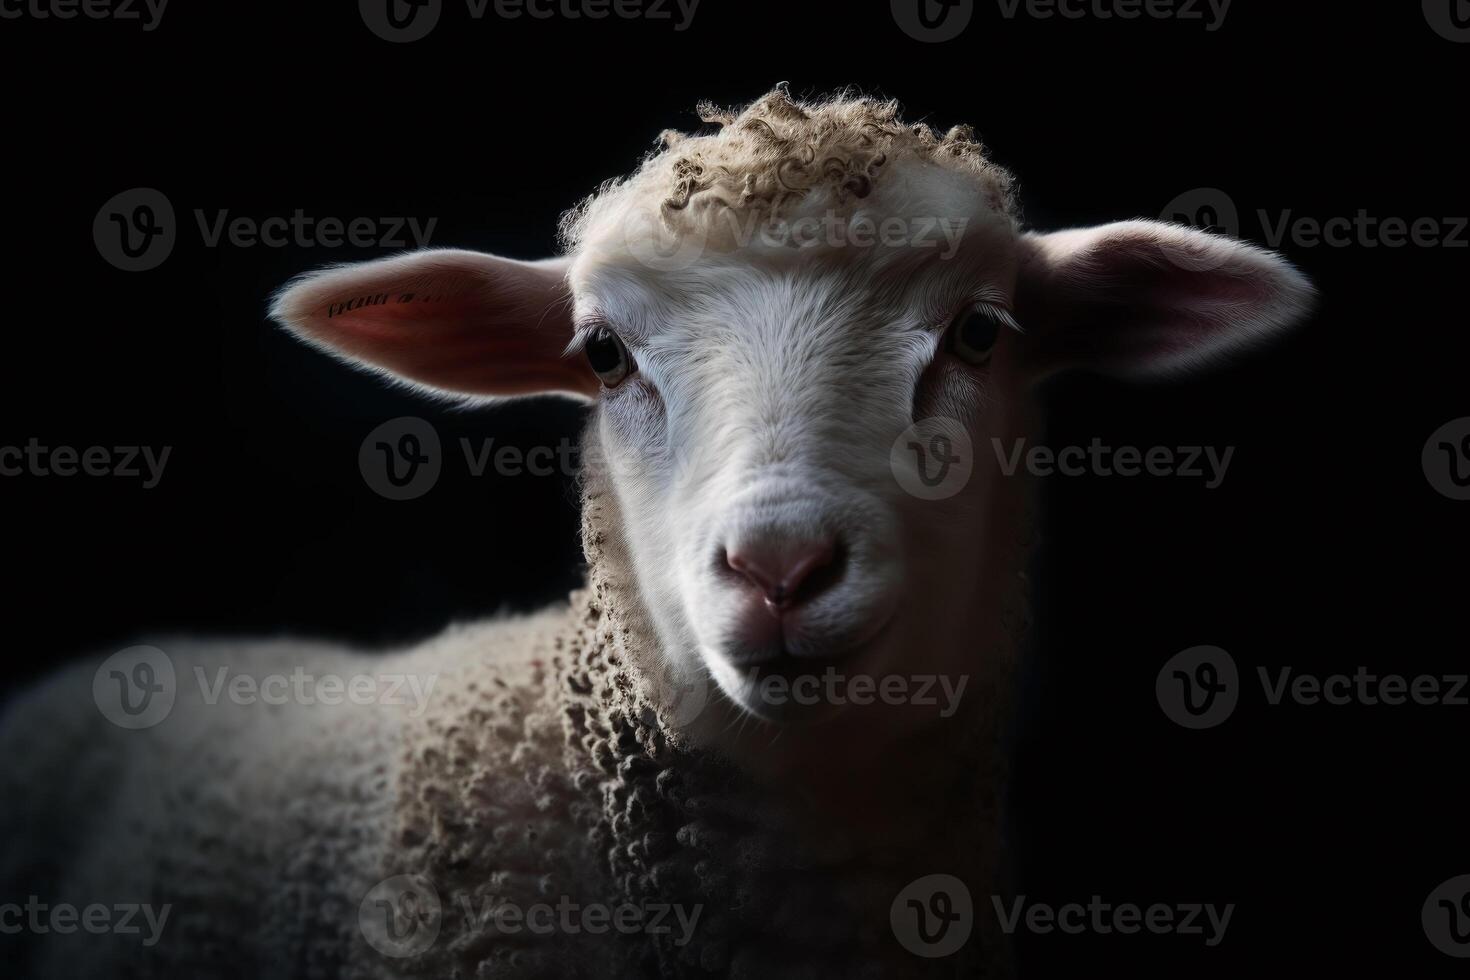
left=2, top=0, right=1466, bottom=975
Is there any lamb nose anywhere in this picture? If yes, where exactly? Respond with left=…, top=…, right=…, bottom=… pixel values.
left=725, top=537, right=839, bottom=611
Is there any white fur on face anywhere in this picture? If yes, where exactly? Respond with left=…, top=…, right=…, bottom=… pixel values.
left=568, top=164, right=1023, bottom=718
left=267, top=92, right=1315, bottom=730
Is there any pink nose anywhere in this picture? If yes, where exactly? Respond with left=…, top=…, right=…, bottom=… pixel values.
left=726, top=536, right=838, bottom=612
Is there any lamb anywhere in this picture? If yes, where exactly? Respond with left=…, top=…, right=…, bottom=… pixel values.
left=0, top=87, right=1313, bottom=978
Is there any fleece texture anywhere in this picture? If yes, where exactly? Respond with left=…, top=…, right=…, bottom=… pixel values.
left=0, top=428, right=1029, bottom=979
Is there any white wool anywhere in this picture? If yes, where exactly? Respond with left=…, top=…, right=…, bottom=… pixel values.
left=2, top=87, right=1316, bottom=979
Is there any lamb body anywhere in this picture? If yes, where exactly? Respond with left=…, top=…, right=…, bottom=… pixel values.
left=1, top=87, right=1312, bottom=978
left=2, top=465, right=1019, bottom=978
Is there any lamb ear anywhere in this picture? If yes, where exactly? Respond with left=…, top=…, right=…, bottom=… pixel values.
left=1012, top=220, right=1315, bottom=379
left=269, top=249, right=597, bottom=401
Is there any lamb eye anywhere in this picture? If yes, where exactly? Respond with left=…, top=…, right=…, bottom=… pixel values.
left=585, top=326, right=634, bottom=387
left=946, top=305, right=1003, bottom=366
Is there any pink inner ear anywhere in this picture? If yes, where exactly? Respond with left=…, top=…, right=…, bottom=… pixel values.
left=1016, top=221, right=1314, bottom=377
left=274, top=250, right=596, bottom=399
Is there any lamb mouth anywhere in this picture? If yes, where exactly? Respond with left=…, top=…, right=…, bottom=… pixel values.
left=708, top=617, right=895, bottom=723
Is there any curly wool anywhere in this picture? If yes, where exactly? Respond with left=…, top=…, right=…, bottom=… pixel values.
left=0, top=422, right=1031, bottom=979
left=560, top=87, right=1017, bottom=251
left=391, top=424, right=1031, bottom=978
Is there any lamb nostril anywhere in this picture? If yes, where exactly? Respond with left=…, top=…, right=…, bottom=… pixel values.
left=725, top=538, right=840, bottom=611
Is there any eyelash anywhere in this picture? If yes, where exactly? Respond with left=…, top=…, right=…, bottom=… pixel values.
left=939, top=300, right=1017, bottom=333
left=566, top=325, right=600, bottom=356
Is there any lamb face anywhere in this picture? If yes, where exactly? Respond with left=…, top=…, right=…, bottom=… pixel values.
left=270, top=88, right=1314, bottom=736
left=564, top=161, right=1029, bottom=724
